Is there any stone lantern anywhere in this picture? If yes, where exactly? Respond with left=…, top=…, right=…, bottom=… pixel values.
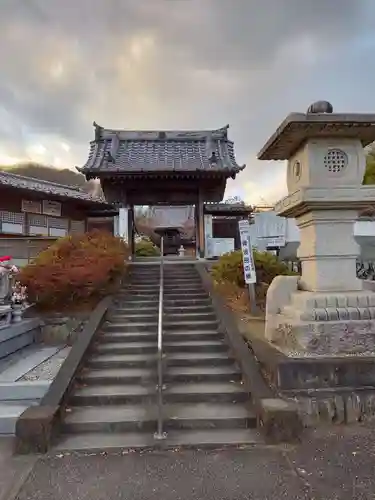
left=257, top=101, right=375, bottom=355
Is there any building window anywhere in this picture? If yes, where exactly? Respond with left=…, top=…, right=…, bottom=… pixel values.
left=2, top=222, right=24, bottom=234
left=0, top=211, right=25, bottom=235
left=47, top=216, right=69, bottom=237
left=49, top=227, right=67, bottom=237
left=28, top=214, right=48, bottom=236
left=29, top=225, right=49, bottom=236
left=70, top=220, right=86, bottom=234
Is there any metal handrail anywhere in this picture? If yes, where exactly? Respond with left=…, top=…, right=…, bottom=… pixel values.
left=154, top=236, right=166, bottom=439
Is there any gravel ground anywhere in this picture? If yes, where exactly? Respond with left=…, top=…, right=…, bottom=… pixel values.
left=20, top=346, right=71, bottom=381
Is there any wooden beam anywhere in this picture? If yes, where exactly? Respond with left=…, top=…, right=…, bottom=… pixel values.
left=197, top=188, right=205, bottom=258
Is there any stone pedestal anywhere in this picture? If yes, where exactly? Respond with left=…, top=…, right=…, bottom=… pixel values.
left=296, top=209, right=362, bottom=292
left=258, top=101, right=375, bottom=356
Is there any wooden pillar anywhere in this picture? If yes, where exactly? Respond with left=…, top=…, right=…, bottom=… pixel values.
left=129, top=205, right=135, bottom=258
left=194, top=203, right=199, bottom=258
left=197, top=188, right=205, bottom=259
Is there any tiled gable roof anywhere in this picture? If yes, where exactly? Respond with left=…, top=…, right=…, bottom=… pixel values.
left=0, top=170, right=108, bottom=205
left=78, top=124, right=245, bottom=176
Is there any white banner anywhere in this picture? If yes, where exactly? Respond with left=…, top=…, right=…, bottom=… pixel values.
left=204, top=214, right=213, bottom=258
left=209, top=237, right=234, bottom=257
left=42, top=200, right=61, bottom=217
left=151, top=206, right=194, bottom=229
left=118, top=207, right=129, bottom=243
left=238, top=219, right=257, bottom=284
left=253, top=211, right=286, bottom=242
left=21, top=199, right=41, bottom=214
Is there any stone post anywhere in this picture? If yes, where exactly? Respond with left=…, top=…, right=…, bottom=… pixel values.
left=258, top=101, right=375, bottom=355
left=0, top=269, right=10, bottom=305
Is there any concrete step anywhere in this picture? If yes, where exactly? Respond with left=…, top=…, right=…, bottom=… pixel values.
left=94, top=341, right=157, bottom=355
left=122, top=287, right=204, bottom=294
left=78, top=364, right=241, bottom=385
left=102, top=322, right=158, bottom=333
left=163, top=320, right=219, bottom=331
left=163, top=294, right=210, bottom=302
left=70, top=384, right=156, bottom=405
left=106, top=313, right=159, bottom=323
left=118, top=290, right=208, bottom=299
left=131, top=269, right=196, bottom=276
left=87, top=353, right=158, bottom=368
left=166, top=402, right=256, bottom=430
left=164, top=290, right=208, bottom=297
left=114, top=298, right=212, bottom=308
left=108, top=312, right=217, bottom=323
left=163, top=340, right=227, bottom=353
left=113, top=299, right=159, bottom=308
left=62, top=402, right=255, bottom=434
left=70, top=382, right=247, bottom=406
left=117, top=290, right=159, bottom=297
left=87, top=352, right=234, bottom=369
left=108, top=304, right=215, bottom=315
left=165, top=365, right=241, bottom=382
left=94, top=340, right=227, bottom=355
left=99, top=330, right=222, bottom=343
left=165, top=352, right=234, bottom=366
left=163, top=382, right=248, bottom=403
left=122, top=282, right=203, bottom=290
left=78, top=367, right=156, bottom=385
left=102, top=320, right=219, bottom=333
left=0, top=404, right=31, bottom=434
left=164, top=304, right=215, bottom=313
left=62, top=404, right=157, bottom=433
left=55, top=428, right=263, bottom=452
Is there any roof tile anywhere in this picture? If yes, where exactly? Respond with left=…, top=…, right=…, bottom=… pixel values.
left=0, top=171, right=107, bottom=205
left=79, top=125, right=245, bottom=175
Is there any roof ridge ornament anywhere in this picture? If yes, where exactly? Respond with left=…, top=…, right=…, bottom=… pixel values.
left=93, top=121, right=104, bottom=141
left=307, top=100, right=333, bottom=114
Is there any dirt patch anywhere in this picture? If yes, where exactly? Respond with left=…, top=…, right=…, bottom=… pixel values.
left=212, top=281, right=266, bottom=341
left=236, top=313, right=266, bottom=342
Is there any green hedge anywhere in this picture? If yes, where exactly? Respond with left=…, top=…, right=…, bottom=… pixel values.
left=211, top=249, right=295, bottom=287
left=135, top=239, right=160, bottom=257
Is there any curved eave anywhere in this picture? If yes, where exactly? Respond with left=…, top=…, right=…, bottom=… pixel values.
left=76, top=168, right=243, bottom=181
left=1, top=180, right=108, bottom=209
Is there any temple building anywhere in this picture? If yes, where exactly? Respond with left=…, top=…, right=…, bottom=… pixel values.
left=77, top=122, right=246, bottom=258
left=0, top=170, right=114, bottom=265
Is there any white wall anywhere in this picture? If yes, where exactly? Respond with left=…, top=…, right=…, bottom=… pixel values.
left=252, top=211, right=375, bottom=244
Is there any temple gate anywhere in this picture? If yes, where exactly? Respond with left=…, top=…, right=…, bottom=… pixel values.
left=77, top=123, right=245, bottom=258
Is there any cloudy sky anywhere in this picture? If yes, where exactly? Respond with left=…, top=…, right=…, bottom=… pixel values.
left=0, top=0, right=375, bottom=205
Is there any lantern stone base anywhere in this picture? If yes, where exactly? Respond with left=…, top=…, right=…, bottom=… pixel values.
left=265, top=276, right=375, bottom=356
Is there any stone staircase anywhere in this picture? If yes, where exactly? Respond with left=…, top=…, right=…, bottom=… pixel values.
left=56, top=263, right=261, bottom=451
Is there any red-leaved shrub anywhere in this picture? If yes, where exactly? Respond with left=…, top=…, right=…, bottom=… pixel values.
left=19, top=230, right=130, bottom=309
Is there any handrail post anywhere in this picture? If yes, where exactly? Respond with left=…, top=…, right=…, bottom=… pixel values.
left=154, top=236, right=166, bottom=440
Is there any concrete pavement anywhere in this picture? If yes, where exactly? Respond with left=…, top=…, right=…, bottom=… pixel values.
left=0, top=437, right=37, bottom=500
left=6, top=423, right=375, bottom=499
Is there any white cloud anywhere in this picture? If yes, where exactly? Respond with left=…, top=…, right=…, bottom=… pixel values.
left=0, top=0, right=374, bottom=201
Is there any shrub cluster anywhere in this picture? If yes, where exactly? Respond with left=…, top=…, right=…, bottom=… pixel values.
left=19, top=230, right=130, bottom=309
left=135, top=238, right=160, bottom=257
left=211, top=249, right=295, bottom=291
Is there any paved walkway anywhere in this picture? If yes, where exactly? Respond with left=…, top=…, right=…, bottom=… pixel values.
left=0, top=437, right=37, bottom=500
left=4, top=424, right=375, bottom=499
